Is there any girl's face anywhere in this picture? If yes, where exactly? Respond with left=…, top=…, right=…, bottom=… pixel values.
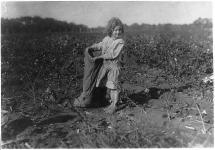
left=111, top=26, right=122, bottom=39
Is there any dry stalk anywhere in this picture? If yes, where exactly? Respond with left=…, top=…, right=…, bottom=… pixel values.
left=1, top=138, right=28, bottom=147
left=25, top=72, right=37, bottom=104
left=195, top=103, right=206, bottom=134
left=163, top=92, right=172, bottom=121
left=142, top=136, right=153, bottom=145
left=2, top=95, right=22, bottom=100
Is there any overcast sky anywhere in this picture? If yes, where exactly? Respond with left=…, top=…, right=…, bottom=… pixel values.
left=1, top=1, right=213, bottom=28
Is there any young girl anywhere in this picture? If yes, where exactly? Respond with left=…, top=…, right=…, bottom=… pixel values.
left=87, top=17, right=125, bottom=113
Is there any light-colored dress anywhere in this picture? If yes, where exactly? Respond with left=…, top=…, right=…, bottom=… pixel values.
left=91, top=36, right=125, bottom=90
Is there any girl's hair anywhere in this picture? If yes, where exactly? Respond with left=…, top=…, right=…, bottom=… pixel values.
left=105, top=17, right=124, bottom=37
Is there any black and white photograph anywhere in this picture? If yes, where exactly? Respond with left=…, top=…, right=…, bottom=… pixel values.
left=1, top=0, right=213, bottom=148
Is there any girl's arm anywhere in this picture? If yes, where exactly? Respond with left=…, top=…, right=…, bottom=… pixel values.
left=87, top=37, right=108, bottom=52
left=85, top=42, right=102, bottom=55
left=96, top=40, right=124, bottom=60
left=88, top=43, right=102, bottom=51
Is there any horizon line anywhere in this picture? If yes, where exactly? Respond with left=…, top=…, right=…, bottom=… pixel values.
left=1, top=16, right=212, bottom=29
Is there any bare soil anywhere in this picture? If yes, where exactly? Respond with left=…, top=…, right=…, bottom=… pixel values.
left=1, top=67, right=213, bottom=148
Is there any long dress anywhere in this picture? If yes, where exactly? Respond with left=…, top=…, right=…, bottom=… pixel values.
left=92, top=36, right=125, bottom=90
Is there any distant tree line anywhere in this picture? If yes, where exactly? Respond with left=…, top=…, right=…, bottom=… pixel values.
left=1, top=16, right=90, bottom=34
left=1, top=16, right=212, bottom=36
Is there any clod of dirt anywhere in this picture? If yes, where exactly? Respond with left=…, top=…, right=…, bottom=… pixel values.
left=36, top=113, right=78, bottom=126
left=2, top=117, right=34, bottom=141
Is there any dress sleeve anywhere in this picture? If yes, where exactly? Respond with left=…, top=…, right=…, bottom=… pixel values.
left=90, top=37, right=107, bottom=51
left=101, top=39, right=124, bottom=60
left=91, top=42, right=102, bottom=51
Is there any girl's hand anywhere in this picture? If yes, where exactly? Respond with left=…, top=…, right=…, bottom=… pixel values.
left=92, top=56, right=99, bottom=61
left=86, top=47, right=91, bottom=52
left=93, top=56, right=103, bottom=61
left=85, top=47, right=89, bottom=53
left=86, top=46, right=94, bottom=52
